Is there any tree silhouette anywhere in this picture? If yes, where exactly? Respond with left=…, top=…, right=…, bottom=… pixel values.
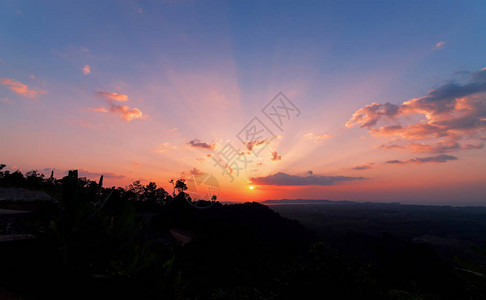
left=170, top=178, right=187, bottom=197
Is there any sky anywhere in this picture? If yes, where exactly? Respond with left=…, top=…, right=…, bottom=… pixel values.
left=1, top=0, right=486, bottom=205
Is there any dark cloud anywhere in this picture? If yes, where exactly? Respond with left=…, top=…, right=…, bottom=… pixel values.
left=385, top=160, right=403, bottom=164
left=377, top=144, right=405, bottom=150
left=181, top=167, right=203, bottom=178
left=379, top=140, right=483, bottom=154
left=187, top=139, right=215, bottom=150
left=385, top=154, right=458, bottom=165
left=352, top=163, right=374, bottom=170
left=250, top=172, right=365, bottom=186
left=78, top=169, right=125, bottom=179
left=190, top=167, right=201, bottom=175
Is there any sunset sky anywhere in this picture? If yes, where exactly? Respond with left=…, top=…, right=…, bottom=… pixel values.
left=1, top=0, right=485, bottom=205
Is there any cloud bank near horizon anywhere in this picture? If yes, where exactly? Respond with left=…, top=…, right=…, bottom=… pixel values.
left=250, top=172, right=365, bottom=186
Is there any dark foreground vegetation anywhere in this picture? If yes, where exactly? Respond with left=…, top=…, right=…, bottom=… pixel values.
left=1, top=164, right=486, bottom=299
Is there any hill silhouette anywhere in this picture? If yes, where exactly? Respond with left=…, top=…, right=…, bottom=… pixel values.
left=1, top=164, right=486, bottom=299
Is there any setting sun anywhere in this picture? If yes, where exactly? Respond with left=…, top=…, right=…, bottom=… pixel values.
left=249, top=186, right=254, bottom=190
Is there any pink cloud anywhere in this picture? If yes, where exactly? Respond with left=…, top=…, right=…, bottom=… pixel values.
left=0, top=78, right=47, bottom=98
left=155, top=142, right=177, bottom=153
left=80, top=121, right=98, bottom=129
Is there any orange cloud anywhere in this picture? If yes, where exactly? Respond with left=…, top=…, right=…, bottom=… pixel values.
left=92, top=91, right=144, bottom=122
left=92, top=104, right=143, bottom=122
left=435, top=41, right=446, bottom=49
left=271, top=151, right=282, bottom=161
left=82, top=65, right=91, bottom=75
left=245, top=139, right=269, bottom=151
left=0, top=78, right=47, bottom=98
left=97, top=91, right=129, bottom=102
left=91, top=107, right=108, bottom=112
left=109, top=104, right=144, bottom=122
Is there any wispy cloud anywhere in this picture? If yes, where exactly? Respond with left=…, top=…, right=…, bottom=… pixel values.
left=0, top=78, right=46, bottom=98
left=377, top=144, right=406, bottom=150
left=155, top=142, right=177, bottom=153
left=91, top=107, right=108, bottom=112
left=352, top=163, right=374, bottom=170
left=305, top=132, right=332, bottom=143
left=195, top=153, right=213, bottom=163
left=250, top=172, right=365, bottom=186
left=97, top=91, right=129, bottom=102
